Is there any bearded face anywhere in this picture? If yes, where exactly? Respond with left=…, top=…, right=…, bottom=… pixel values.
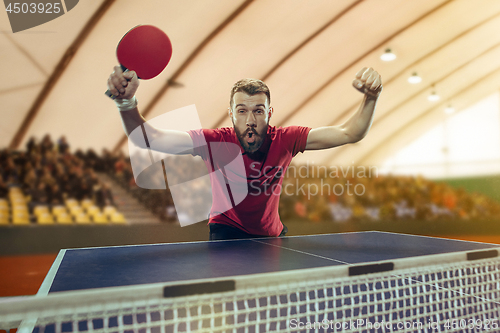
left=230, top=92, right=272, bottom=154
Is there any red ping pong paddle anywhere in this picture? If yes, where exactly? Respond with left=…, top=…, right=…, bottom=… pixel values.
left=105, top=25, right=172, bottom=99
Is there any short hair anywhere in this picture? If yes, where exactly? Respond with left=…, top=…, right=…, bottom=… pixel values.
left=230, top=78, right=270, bottom=108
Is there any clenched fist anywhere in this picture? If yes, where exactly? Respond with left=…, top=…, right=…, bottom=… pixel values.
left=107, top=66, right=139, bottom=100
left=352, top=67, right=382, bottom=98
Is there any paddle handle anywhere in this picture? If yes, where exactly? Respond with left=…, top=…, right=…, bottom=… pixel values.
left=105, top=66, right=129, bottom=100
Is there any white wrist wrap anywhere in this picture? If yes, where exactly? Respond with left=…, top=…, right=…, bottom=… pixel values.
left=114, top=96, right=138, bottom=111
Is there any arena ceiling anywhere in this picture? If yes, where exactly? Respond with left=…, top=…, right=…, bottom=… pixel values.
left=2, top=0, right=500, bottom=167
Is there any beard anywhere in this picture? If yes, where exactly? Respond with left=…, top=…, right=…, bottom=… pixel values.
left=234, top=124, right=268, bottom=154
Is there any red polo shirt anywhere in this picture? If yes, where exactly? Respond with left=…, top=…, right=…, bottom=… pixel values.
left=188, top=125, right=311, bottom=236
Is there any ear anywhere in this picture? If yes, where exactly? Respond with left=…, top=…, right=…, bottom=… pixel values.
left=228, top=107, right=233, bottom=118
left=268, top=107, right=274, bottom=120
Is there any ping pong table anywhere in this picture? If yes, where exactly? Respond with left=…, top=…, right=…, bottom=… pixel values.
left=3, top=231, right=500, bottom=332
left=38, top=231, right=499, bottom=295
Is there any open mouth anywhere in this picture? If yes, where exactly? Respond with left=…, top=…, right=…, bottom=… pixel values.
left=246, top=131, right=256, bottom=144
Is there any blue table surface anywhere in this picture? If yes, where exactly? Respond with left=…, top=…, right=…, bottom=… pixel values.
left=45, top=231, right=498, bottom=293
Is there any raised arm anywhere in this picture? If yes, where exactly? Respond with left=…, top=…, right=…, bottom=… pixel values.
left=107, top=66, right=194, bottom=154
left=305, top=67, right=382, bottom=150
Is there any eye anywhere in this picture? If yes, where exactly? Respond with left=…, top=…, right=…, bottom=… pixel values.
left=255, top=109, right=264, bottom=114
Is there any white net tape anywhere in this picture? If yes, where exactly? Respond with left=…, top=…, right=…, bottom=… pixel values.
left=1, top=249, right=499, bottom=332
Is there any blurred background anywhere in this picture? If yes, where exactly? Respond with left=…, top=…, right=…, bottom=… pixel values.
left=2, top=0, right=500, bottom=296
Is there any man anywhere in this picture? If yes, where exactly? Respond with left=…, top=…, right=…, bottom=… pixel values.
left=107, top=66, right=382, bottom=240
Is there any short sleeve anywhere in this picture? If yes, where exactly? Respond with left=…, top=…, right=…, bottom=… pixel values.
left=282, top=126, right=312, bottom=157
left=187, top=128, right=231, bottom=160
left=187, top=128, right=209, bottom=159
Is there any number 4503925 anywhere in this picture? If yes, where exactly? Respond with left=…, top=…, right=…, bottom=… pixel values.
left=6, top=2, right=61, bottom=14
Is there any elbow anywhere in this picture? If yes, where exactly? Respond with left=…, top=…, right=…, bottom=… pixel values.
left=127, top=136, right=149, bottom=149
left=346, top=136, right=361, bottom=145
left=348, top=133, right=365, bottom=144
left=342, top=127, right=365, bottom=144
left=126, top=125, right=150, bottom=149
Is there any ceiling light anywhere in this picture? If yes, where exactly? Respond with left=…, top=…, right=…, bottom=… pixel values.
left=428, top=91, right=440, bottom=102
left=380, top=48, right=396, bottom=61
left=408, top=73, right=422, bottom=84
left=444, top=105, right=455, bottom=114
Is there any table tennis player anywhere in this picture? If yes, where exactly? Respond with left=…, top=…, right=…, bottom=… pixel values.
left=107, top=66, right=382, bottom=240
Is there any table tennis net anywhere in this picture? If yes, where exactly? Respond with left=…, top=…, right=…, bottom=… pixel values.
left=1, top=248, right=499, bottom=333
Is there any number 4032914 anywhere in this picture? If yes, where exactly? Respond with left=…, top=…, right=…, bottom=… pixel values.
left=5, top=2, right=62, bottom=14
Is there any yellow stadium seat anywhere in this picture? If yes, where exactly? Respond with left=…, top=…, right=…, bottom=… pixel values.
left=12, top=217, right=29, bottom=225
left=93, top=212, right=108, bottom=224
left=86, top=205, right=100, bottom=216
left=12, top=209, right=29, bottom=216
left=110, top=212, right=126, bottom=224
left=65, top=198, right=78, bottom=208
left=69, top=205, right=83, bottom=216
left=0, top=205, right=8, bottom=213
left=0, top=199, right=8, bottom=207
left=56, top=212, right=73, bottom=224
left=10, top=196, right=26, bottom=205
left=81, top=199, right=94, bottom=209
left=103, top=205, right=117, bottom=216
left=52, top=205, right=67, bottom=216
left=37, top=212, right=54, bottom=225
left=0, top=211, right=9, bottom=225
left=12, top=211, right=30, bottom=225
left=12, top=204, right=28, bottom=214
left=75, top=212, right=91, bottom=224
left=34, top=205, right=50, bottom=216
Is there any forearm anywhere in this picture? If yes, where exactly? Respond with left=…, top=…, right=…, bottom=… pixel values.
left=305, top=95, right=379, bottom=150
left=342, top=94, right=378, bottom=142
left=119, top=106, right=146, bottom=137
left=118, top=106, right=169, bottom=150
left=114, top=97, right=152, bottom=150
left=116, top=103, right=194, bottom=155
